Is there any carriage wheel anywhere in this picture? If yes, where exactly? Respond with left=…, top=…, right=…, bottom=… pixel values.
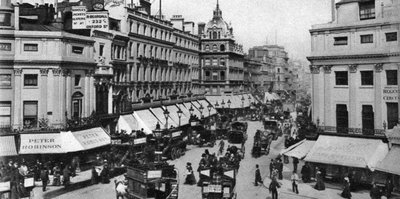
left=176, top=148, right=182, bottom=158
left=171, top=148, right=176, bottom=160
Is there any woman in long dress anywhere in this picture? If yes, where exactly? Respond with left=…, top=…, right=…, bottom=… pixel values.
left=341, top=177, right=352, bottom=198
left=314, top=170, right=325, bottom=190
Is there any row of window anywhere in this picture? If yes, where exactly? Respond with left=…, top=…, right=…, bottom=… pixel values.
left=126, top=42, right=199, bottom=64
left=131, top=21, right=199, bottom=50
left=114, top=64, right=191, bottom=83
left=204, top=71, right=226, bottom=81
left=204, top=58, right=226, bottom=66
left=335, top=70, right=397, bottom=86
left=204, top=44, right=226, bottom=52
left=0, top=74, right=82, bottom=87
left=334, top=32, right=397, bottom=46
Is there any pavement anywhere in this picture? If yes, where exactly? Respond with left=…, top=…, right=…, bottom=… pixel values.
left=27, top=120, right=397, bottom=199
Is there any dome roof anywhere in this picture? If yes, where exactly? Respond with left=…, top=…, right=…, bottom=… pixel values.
left=204, top=2, right=232, bottom=37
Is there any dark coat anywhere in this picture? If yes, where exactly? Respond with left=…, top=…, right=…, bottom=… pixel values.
left=341, top=181, right=352, bottom=198
left=255, top=168, right=262, bottom=182
left=269, top=180, right=280, bottom=191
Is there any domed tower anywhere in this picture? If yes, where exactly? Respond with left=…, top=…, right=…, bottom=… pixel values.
left=199, top=0, right=244, bottom=96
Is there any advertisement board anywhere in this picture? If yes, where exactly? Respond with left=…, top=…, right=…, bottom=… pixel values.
left=72, top=6, right=87, bottom=29
left=86, top=11, right=109, bottom=31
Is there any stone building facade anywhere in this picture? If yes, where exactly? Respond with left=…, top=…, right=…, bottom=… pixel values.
left=307, top=0, right=400, bottom=133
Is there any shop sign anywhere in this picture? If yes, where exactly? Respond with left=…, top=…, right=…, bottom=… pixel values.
left=20, top=135, right=62, bottom=153
left=147, top=170, right=162, bottom=179
left=171, top=131, right=182, bottom=138
left=0, top=106, right=10, bottom=115
left=85, top=11, right=109, bottom=31
left=133, top=137, right=146, bottom=145
left=111, top=139, right=121, bottom=145
left=0, top=181, right=10, bottom=192
left=383, top=88, right=398, bottom=101
left=72, top=6, right=87, bottom=29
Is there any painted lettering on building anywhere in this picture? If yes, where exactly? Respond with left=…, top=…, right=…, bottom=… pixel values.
left=383, top=88, right=398, bottom=101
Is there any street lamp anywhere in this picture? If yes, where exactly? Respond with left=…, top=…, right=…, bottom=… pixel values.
left=215, top=102, right=219, bottom=109
left=164, top=108, right=170, bottom=129
left=177, top=108, right=183, bottom=126
left=199, top=104, right=204, bottom=118
left=189, top=105, right=194, bottom=118
left=227, top=99, right=231, bottom=109
left=221, top=100, right=225, bottom=109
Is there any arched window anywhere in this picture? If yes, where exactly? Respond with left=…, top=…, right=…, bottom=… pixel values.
left=220, top=44, right=225, bottom=52
left=213, top=44, right=218, bottom=51
left=213, top=32, right=218, bottom=39
left=205, top=45, right=210, bottom=51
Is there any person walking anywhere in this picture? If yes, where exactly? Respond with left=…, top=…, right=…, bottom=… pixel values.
left=269, top=178, right=281, bottom=199
left=301, top=163, right=311, bottom=183
left=314, top=169, right=325, bottom=190
left=385, top=177, right=393, bottom=198
left=91, top=166, right=99, bottom=184
left=184, top=162, right=196, bottom=185
left=52, top=165, right=61, bottom=186
left=269, top=159, right=275, bottom=178
left=292, top=157, right=299, bottom=173
left=291, top=171, right=299, bottom=194
left=101, top=164, right=111, bottom=184
left=40, top=167, right=49, bottom=192
left=254, top=164, right=263, bottom=186
left=341, top=177, right=352, bottom=199
left=63, top=165, right=71, bottom=188
left=276, top=159, right=283, bottom=180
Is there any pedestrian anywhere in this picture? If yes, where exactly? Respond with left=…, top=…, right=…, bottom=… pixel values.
left=52, top=165, right=61, bottom=186
left=114, top=175, right=127, bottom=199
left=341, top=177, right=352, bottom=199
left=269, top=159, right=275, bottom=178
left=269, top=178, right=281, bottom=199
left=184, top=162, right=196, bottom=185
left=314, top=169, right=325, bottom=190
left=63, top=165, right=71, bottom=188
left=301, top=163, right=311, bottom=183
left=40, top=167, right=49, bottom=192
left=254, top=164, right=263, bottom=186
left=291, top=171, right=299, bottom=194
left=276, top=159, right=283, bottom=180
left=292, top=157, right=299, bottom=173
left=370, top=183, right=381, bottom=199
left=100, top=164, right=110, bottom=184
left=385, top=177, right=393, bottom=198
left=91, top=166, right=99, bottom=184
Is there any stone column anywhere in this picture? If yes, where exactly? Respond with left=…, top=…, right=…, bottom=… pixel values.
left=374, top=63, right=383, bottom=129
left=52, top=68, right=62, bottom=126
left=323, top=65, right=332, bottom=127
left=89, top=70, right=95, bottom=114
left=39, top=68, right=49, bottom=121
left=63, top=69, right=71, bottom=120
left=84, top=71, right=90, bottom=117
left=349, top=64, right=358, bottom=128
left=13, top=69, right=23, bottom=129
left=108, top=84, right=113, bottom=114
left=309, top=65, right=321, bottom=124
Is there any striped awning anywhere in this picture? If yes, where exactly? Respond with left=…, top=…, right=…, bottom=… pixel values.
left=0, top=136, right=17, bottom=156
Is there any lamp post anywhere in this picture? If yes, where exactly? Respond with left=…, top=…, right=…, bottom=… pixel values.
left=227, top=99, right=231, bottom=114
left=199, top=104, right=204, bottom=118
left=207, top=103, right=212, bottom=118
left=189, top=105, right=194, bottom=119
left=241, top=96, right=245, bottom=115
left=164, top=108, right=170, bottom=129
left=177, top=108, right=183, bottom=127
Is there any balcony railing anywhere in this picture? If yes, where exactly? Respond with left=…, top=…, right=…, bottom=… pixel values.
left=318, top=126, right=386, bottom=137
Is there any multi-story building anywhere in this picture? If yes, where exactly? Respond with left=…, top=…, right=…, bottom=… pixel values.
left=0, top=1, right=97, bottom=130
left=106, top=1, right=200, bottom=113
left=243, top=58, right=262, bottom=91
left=198, top=2, right=244, bottom=95
left=248, top=45, right=292, bottom=94
left=307, top=0, right=400, bottom=134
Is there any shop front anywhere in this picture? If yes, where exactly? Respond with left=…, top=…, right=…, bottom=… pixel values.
left=280, top=139, right=315, bottom=160
left=304, top=135, right=388, bottom=185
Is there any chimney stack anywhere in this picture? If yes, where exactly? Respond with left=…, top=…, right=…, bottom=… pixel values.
left=197, top=22, right=205, bottom=36
left=14, top=3, right=20, bottom=30
left=331, top=0, right=336, bottom=21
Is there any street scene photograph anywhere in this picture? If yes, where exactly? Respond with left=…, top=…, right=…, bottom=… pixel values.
left=0, top=0, right=399, bottom=198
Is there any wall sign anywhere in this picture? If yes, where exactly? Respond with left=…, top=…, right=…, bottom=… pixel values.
left=0, top=43, right=11, bottom=51
left=85, top=11, right=109, bottom=31
left=383, top=88, right=398, bottom=101
left=72, top=6, right=87, bottom=29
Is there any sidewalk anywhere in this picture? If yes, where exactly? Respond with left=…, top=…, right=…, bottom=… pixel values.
left=31, top=168, right=125, bottom=199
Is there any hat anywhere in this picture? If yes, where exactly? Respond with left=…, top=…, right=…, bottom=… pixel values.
left=186, top=162, right=191, bottom=166
left=344, top=177, right=349, bottom=181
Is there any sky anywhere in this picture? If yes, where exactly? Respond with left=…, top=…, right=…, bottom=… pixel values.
left=21, top=0, right=334, bottom=62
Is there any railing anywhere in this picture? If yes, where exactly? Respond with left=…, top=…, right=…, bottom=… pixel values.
left=318, top=126, right=386, bottom=137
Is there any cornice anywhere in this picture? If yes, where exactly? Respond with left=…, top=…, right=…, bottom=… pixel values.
left=307, top=52, right=400, bottom=61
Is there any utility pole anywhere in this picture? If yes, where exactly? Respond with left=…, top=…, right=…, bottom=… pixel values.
left=159, top=0, right=162, bottom=19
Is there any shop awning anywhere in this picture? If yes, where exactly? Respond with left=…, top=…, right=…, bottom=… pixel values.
left=191, top=101, right=208, bottom=117
left=134, top=109, right=163, bottom=134
left=165, top=105, right=189, bottom=126
left=184, top=102, right=201, bottom=118
left=68, top=127, right=110, bottom=151
left=132, top=112, right=153, bottom=135
left=304, top=135, right=388, bottom=170
left=201, top=99, right=217, bottom=115
left=117, top=114, right=139, bottom=135
left=232, top=95, right=242, bottom=109
left=20, top=133, right=65, bottom=154
left=264, top=92, right=280, bottom=102
left=376, top=145, right=400, bottom=176
left=177, top=103, right=191, bottom=120
left=280, top=139, right=316, bottom=159
left=150, top=107, right=179, bottom=128
left=0, top=136, right=17, bottom=156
